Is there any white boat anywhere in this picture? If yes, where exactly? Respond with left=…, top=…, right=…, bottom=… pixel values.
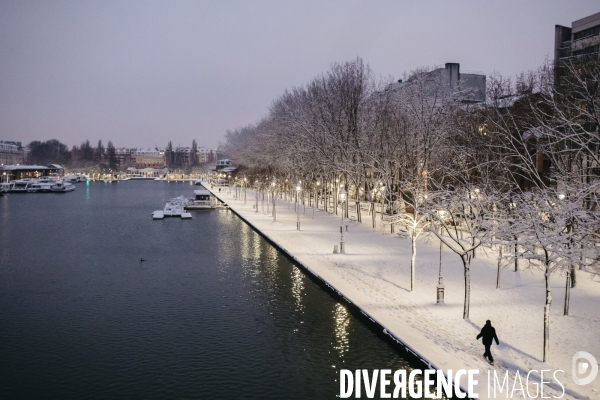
left=194, top=179, right=203, bottom=185
left=37, top=177, right=59, bottom=192
left=10, top=179, right=35, bottom=193
left=64, top=175, right=80, bottom=183
left=185, top=187, right=216, bottom=209
left=27, top=183, right=43, bottom=193
left=153, top=196, right=192, bottom=219
left=164, top=198, right=184, bottom=216
left=51, top=180, right=76, bottom=192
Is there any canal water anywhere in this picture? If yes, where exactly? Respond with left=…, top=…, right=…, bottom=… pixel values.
left=0, top=181, right=421, bottom=399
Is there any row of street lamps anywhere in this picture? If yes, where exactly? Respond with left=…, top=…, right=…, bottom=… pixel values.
left=223, top=174, right=453, bottom=304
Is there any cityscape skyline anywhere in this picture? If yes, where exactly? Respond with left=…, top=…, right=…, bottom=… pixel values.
left=1, top=1, right=598, bottom=149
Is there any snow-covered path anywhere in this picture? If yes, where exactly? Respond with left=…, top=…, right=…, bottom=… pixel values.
left=210, top=186, right=600, bottom=399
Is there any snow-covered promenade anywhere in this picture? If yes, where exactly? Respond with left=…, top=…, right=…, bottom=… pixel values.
left=209, top=186, right=599, bottom=399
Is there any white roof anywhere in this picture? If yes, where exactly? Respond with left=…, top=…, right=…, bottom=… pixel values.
left=1, top=165, right=50, bottom=170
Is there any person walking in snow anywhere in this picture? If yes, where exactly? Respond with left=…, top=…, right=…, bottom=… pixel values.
left=477, top=320, right=499, bottom=364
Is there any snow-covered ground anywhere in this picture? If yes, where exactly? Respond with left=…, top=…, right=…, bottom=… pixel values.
left=211, top=186, right=600, bottom=399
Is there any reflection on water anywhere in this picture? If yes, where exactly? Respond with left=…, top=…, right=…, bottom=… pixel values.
left=0, top=181, right=420, bottom=399
left=334, top=303, right=350, bottom=357
left=291, top=266, right=304, bottom=311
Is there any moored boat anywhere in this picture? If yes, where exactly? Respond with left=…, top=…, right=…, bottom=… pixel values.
left=185, top=187, right=216, bottom=210
left=27, top=183, right=43, bottom=193
left=10, top=179, right=35, bottom=193
left=51, top=180, right=76, bottom=192
left=0, top=182, right=11, bottom=195
left=153, top=196, right=192, bottom=219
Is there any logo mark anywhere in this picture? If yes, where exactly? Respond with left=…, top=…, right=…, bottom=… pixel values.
left=572, top=351, right=598, bottom=385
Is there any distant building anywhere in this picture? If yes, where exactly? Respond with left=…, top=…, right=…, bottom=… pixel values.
left=0, top=164, right=64, bottom=181
left=385, top=63, right=486, bottom=103
left=114, top=148, right=136, bottom=168
left=135, top=148, right=165, bottom=168
left=0, top=140, right=24, bottom=165
left=554, top=11, right=600, bottom=83
left=174, top=146, right=196, bottom=165
left=216, top=159, right=230, bottom=169
left=197, top=147, right=216, bottom=164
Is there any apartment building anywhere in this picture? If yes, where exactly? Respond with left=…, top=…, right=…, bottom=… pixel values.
left=0, top=140, right=24, bottom=165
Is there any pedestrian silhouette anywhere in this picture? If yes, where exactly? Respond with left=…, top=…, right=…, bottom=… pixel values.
left=476, top=320, right=499, bottom=363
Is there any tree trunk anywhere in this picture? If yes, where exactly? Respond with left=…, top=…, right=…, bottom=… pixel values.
left=410, top=237, right=416, bottom=292
left=564, top=271, right=570, bottom=316
left=371, top=203, right=376, bottom=228
left=543, top=263, right=552, bottom=362
left=570, top=264, right=576, bottom=288
left=462, top=256, right=471, bottom=319
left=496, top=246, right=502, bottom=289
left=514, top=237, right=519, bottom=272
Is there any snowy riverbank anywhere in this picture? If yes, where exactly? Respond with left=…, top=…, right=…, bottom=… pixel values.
left=209, top=185, right=600, bottom=399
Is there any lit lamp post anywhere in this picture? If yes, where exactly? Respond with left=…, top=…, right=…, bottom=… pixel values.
left=339, top=186, right=347, bottom=254
left=437, top=209, right=446, bottom=305
left=316, top=181, right=320, bottom=211
left=255, top=180, right=259, bottom=213
left=296, top=185, right=301, bottom=230
left=335, top=178, right=339, bottom=215
left=272, top=182, right=276, bottom=221
left=557, top=192, right=572, bottom=312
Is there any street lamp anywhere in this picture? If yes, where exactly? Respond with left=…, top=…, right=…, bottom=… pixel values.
left=272, top=182, right=276, bottom=221
left=316, top=181, right=320, bottom=211
left=296, top=185, right=301, bottom=230
left=437, top=209, right=446, bottom=305
left=335, top=179, right=339, bottom=215
left=339, top=186, right=347, bottom=254
left=255, top=180, right=259, bottom=213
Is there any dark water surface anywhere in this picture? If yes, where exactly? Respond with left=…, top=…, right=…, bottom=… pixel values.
left=0, top=181, right=418, bottom=399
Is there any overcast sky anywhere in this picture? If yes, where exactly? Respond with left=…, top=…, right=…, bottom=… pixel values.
left=1, top=1, right=598, bottom=149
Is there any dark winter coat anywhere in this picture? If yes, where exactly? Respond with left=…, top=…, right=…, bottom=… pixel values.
left=477, top=324, right=499, bottom=346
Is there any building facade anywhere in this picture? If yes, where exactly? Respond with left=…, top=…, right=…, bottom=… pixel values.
left=385, top=62, right=486, bottom=103
left=197, top=147, right=216, bottom=164
left=554, top=12, right=600, bottom=85
left=114, top=148, right=136, bottom=168
left=0, top=164, right=64, bottom=181
left=0, top=140, right=24, bottom=165
left=135, top=148, right=165, bottom=168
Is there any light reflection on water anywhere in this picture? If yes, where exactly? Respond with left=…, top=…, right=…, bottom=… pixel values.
left=291, top=266, right=304, bottom=311
left=334, top=303, right=350, bottom=357
left=0, top=181, right=422, bottom=399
